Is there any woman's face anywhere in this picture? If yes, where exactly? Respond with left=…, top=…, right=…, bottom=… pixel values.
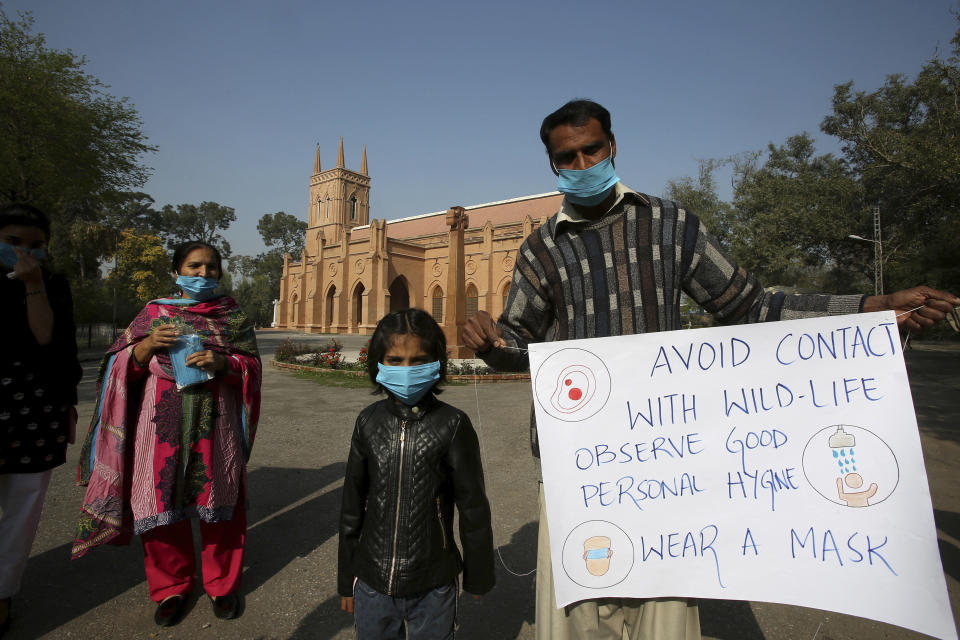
left=0, top=224, right=47, bottom=252
left=177, top=247, right=220, bottom=280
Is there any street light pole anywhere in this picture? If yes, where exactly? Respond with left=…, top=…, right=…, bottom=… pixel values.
left=847, top=206, right=883, bottom=295
left=112, top=232, right=119, bottom=338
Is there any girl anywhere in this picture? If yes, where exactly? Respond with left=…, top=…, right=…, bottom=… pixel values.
left=338, top=308, right=494, bottom=640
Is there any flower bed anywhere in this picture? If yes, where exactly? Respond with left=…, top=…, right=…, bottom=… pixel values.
left=272, top=339, right=529, bottom=381
left=271, top=359, right=530, bottom=382
left=275, top=338, right=366, bottom=371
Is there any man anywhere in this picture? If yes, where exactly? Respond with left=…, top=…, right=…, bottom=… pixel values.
left=462, top=99, right=959, bottom=640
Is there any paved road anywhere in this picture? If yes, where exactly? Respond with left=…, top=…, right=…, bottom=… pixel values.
left=11, top=335, right=960, bottom=639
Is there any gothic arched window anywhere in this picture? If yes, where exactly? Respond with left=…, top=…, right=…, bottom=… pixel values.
left=432, top=286, right=443, bottom=323
left=465, top=284, right=478, bottom=319
left=350, top=195, right=358, bottom=220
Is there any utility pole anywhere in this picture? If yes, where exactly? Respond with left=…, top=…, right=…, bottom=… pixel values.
left=112, top=232, right=119, bottom=338
left=847, top=206, right=883, bottom=295
left=873, top=205, right=883, bottom=295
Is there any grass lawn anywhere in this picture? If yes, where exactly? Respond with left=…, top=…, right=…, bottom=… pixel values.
left=293, top=368, right=467, bottom=388
left=294, top=369, right=373, bottom=388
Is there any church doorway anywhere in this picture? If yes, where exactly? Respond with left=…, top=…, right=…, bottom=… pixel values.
left=389, top=276, right=410, bottom=312
left=325, top=285, right=336, bottom=330
left=352, top=283, right=365, bottom=331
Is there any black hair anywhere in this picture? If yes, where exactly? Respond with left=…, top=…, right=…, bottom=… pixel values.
left=171, top=240, right=223, bottom=278
left=0, top=203, right=51, bottom=241
left=539, top=99, right=614, bottom=155
left=366, top=308, right=447, bottom=394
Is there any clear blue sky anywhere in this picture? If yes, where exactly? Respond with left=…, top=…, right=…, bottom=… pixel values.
left=6, top=0, right=957, bottom=258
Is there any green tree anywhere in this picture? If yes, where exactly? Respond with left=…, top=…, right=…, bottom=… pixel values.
left=230, top=211, right=306, bottom=326
left=0, top=7, right=157, bottom=329
left=664, top=158, right=735, bottom=248
left=86, top=191, right=159, bottom=275
left=109, top=230, right=171, bottom=305
left=157, top=201, right=236, bottom=256
left=230, top=249, right=284, bottom=327
left=100, top=191, right=160, bottom=233
left=728, top=133, right=866, bottom=292
left=257, top=211, right=307, bottom=256
left=821, top=15, right=960, bottom=293
left=231, top=273, right=277, bottom=327
left=0, top=8, right=154, bottom=223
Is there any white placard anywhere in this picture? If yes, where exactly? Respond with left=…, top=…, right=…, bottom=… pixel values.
left=529, top=311, right=957, bottom=640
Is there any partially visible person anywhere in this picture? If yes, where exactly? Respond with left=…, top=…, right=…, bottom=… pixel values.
left=463, top=99, right=960, bottom=640
left=339, top=308, right=495, bottom=640
left=73, top=241, right=261, bottom=628
left=0, top=203, right=82, bottom=637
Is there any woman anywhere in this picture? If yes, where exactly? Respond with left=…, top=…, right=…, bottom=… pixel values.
left=0, top=203, right=82, bottom=637
left=74, top=241, right=261, bottom=628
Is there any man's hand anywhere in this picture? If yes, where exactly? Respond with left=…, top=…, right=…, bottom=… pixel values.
left=462, top=311, right=506, bottom=353
left=340, top=596, right=354, bottom=614
left=863, top=286, right=960, bottom=331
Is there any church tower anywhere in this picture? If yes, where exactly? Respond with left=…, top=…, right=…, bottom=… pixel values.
left=307, top=138, right=370, bottom=247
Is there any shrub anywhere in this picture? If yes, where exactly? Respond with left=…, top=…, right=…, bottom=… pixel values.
left=275, top=339, right=314, bottom=363
left=446, top=362, right=493, bottom=376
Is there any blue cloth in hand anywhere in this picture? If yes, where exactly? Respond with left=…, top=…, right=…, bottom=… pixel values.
left=167, top=334, right=213, bottom=390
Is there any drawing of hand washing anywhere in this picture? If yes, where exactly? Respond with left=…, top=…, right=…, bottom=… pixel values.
left=829, top=426, right=878, bottom=507
left=583, top=536, right=613, bottom=576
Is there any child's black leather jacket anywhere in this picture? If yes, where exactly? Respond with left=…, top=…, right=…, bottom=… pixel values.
left=338, top=394, right=495, bottom=598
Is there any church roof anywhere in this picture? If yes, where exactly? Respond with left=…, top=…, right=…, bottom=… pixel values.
left=351, top=191, right=563, bottom=240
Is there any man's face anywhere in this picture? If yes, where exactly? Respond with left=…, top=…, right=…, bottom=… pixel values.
left=547, top=118, right=616, bottom=175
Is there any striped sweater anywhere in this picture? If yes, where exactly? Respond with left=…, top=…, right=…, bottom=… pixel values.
left=481, top=186, right=865, bottom=456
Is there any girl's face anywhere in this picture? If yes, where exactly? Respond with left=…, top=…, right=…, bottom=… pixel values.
left=178, top=247, right=221, bottom=279
left=1, top=225, right=47, bottom=251
left=382, top=334, right=432, bottom=367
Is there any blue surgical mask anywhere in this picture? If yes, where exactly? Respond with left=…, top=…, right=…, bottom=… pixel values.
left=0, top=243, right=45, bottom=270
left=556, top=147, right=620, bottom=206
left=376, top=361, right=441, bottom=406
left=176, top=275, right=220, bottom=302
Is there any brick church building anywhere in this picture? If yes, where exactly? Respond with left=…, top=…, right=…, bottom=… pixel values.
left=275, top=140, right=562, bottom=355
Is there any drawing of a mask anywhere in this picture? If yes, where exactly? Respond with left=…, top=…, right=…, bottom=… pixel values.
left=583, top=536, right=613, bottom=576
left=550, top=365, right=596, bottom=415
